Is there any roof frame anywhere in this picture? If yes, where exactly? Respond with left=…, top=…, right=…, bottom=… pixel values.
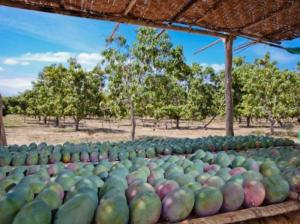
left=264, top=23, right=300, bottom=40
left=194, top=0, right=226, bottom=23
left=240, top=1, right=295, bottom=31
left=1, top=0, right=299, bottom=42
left=169, top=0, right=198, bottom=22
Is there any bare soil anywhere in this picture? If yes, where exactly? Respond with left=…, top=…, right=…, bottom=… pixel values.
left=3, top=115, right=300, bottom=145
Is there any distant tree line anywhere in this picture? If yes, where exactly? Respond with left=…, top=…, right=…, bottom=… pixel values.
left=3, top=28, right=300, bottom=139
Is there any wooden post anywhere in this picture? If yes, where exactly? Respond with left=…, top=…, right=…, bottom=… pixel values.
left=0, top=94, right=7, bottom=146
left=225, top=37, right=234, bottom=136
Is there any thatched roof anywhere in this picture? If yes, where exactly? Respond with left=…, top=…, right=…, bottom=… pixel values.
left=1, top=0, right=300, bottom=43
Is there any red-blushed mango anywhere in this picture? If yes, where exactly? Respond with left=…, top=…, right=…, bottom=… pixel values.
left=155, top=180, right=179, bottom=199
left=284, top=169, right=300, bottom=192
left=147, top=162, right=158, bottom=171
left=130, top=191, right=161, bottom=224
left=196, top=173, right=211, bottom=185
left=80, top=151, right=89, bottom=163
left=126, top=182, right=154, bottom=202
left=66, top=163, right=79, bottom=172
left=47, top=164, right=59, bottom=176
left=230, top=167, right=247, bottom=176
left=242, top=159, right=260, bottom=172
left=55, top=171, right=77, bottom=191
left=174, top=173, right=195, bottom=187
left=62, top=152, right=71, bottom=163
left=215, top=152, right=231, bottom=168
left=243, top=179, right=266, bottom=208
left=47, top=182, right=64, bottom=200
left=222, top=182, right=244, bottom=211
left=263, top=175, right=289, bottom=204
left=194, top=187, right=223, bottom=217
left=260, top=161, right=280, bottom=177
left=147, top=170, right=164, bottom=185
left=90, top=151, right=99, bottom=163
left=204, top=164, right=220, bottom=174
left=232, top=156, right=246, bottom=168
left=162, top=187, right=194, bottom=222
left=183, top=182, right=202, bottom=193
left=95, top=193, right=129, bottom=224
left=242, top=170, right=263, bottom=182
left=216, top=168, right=231, bottom=181
left=203, top=176, right=225, bottom=189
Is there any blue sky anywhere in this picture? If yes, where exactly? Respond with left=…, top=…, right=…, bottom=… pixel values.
left=0, top=6, right=299, bottom=96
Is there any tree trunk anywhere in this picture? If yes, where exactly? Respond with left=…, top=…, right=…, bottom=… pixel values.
left=43, top=116, right=47, bottom=124
left=108, top=119, right=111, bottom=130
left=224, top=37, right=234, bottom=136
left=153, top=119, right=157, bottom=131
left=175, top=117, right=180, bottom=129
left=142, top=118, right=145, bottom=127
left=75, top=119, right=80, bottom=131
left=270, top=119, right=275, bottom=135
left=204, top=115, right=217, bottom=129
left=238, top=117, right=242, bottom=124
left=246, top=116, right=251, bottom=127
left=38, top=116, right=41, bottom=121
left=55, top=117, right=59, bottom=127
left=277, top=119, right=284, bottom=128
left=0, top=94, right=7, bottom=146
left=130, top=100, right=136, bottom=141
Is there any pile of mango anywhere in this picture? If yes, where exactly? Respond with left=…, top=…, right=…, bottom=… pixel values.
left=0, top=136, right=294, bottom=166
left=0, top=143, right=298, bottom=224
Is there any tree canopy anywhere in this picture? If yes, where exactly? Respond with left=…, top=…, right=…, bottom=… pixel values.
left=3, top=28, right=300, bottom=137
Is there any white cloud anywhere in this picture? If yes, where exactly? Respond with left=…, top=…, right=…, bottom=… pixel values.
left=22, top=52, right=71, bottom=63
left=3, top=58, right=19, bottom=65
left=0, top=76, right=34, bottom=96
left=250, top=44, right=299, bottom=64
left=77, top=53, right=102, bottom=65
left=2, top=52, right=102, bottom=67
left=201, top=63, right=225, bottom=72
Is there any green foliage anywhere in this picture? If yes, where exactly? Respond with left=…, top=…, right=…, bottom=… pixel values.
left=2, top=27, right=299, bottom=137
left=238, top=53, right=300, bottom=133
left=5, top=59, right=104, bottom=130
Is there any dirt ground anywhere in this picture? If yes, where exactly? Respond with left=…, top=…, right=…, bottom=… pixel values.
left=3, top=115, right=300, bottom=145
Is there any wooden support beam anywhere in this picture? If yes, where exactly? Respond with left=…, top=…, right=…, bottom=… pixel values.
left=193, top=38, right=223, bottom=55
left=240, top=1, right=294, bottom=31
left=224, top=37, right=234, bottom=136
left=234, top=40, right=257, bottom=52
left=124, top=0, right=138, bottom=16
left=170, top=0, right=198, bottom=21
left=107, top=0, right=139, bottom=44
left=107, top=22, right=121, bottom=43
left=155, top=0, right=198, bottom=41
left=0, top=94, right=7, bottom=146
left=155, top=29, right=166, bottom=40
left=159, top=201, right=300, bottom=224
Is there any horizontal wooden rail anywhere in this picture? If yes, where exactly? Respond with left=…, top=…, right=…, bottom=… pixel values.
left=159, top=201, right=300, bottom=224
